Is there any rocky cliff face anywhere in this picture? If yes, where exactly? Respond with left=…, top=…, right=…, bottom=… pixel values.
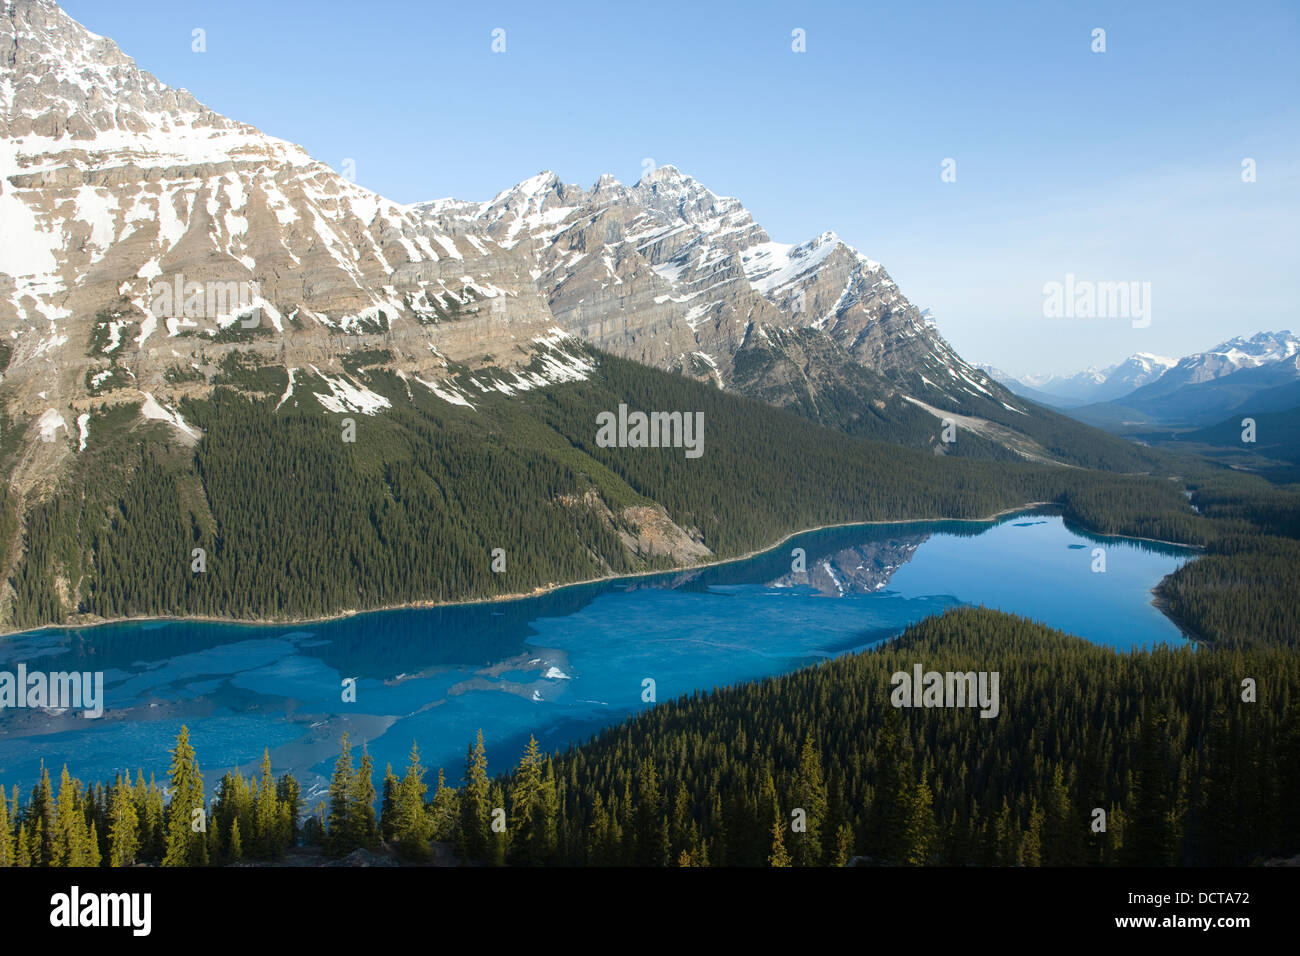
left=418, top=164, right=1002, bottom=414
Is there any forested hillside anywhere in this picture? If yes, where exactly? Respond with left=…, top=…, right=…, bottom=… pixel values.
left=0, top=348, right=1181, bottom=631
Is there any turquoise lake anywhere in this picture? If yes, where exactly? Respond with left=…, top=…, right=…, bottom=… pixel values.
left=0, top=510, right=1193, bottom=803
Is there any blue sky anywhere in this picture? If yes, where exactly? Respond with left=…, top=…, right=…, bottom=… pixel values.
left=61, top=0, right=1299, bottom=376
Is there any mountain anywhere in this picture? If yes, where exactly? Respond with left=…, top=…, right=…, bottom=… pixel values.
left=979, top=366, right=1085, bottom=408
left=420, top=166, right=960, bottom=391
left=1067, top=332, right=1300, bottom=429
left=1115, top=331, right=1298, bottom=402
left=417, top=166, right=1034, bottom=435
left=1096, top=353, right=1180, bottom=399
left=986, top=353, right=1176, bottom=406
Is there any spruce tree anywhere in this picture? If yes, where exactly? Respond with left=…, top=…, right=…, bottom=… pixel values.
left=791, top=733, right=828, bottom=866
left=207, top=814, right=222, bottom=866
left=1125, top=713, right=1175, bottom=865
left=428, top=768, right=458, bottom=842
left=900, top=771, right=938, bottom=866
left=277, top=773, right=301, bottom=846
left=348, top=746, right=379, bottom=850
left=457, top=730, right=490, bottom=862
left=326, top=733, right=355, bottom=856
left=394, top=741, right=431, bottom=860
left=107, top=775, right=139, bottom=867
left=52, top=766, right=85, bottom=866
left=86, top=821, right=102, bottom=868
left=229, top=817, right=243, bottom=861
left=631, top=758, right=666, bottom=866
left=768, top=815, right=791, bottom=867
left=254, top=749, right=280, bottom=858
left=28, top=762, right=54, bottom=866
left=833, top=822, right=854, bottom=866
left=380, top=763, right=399, bottom=842
left=508, top=737, right=546, bottom=865
left=15, top=822, right=31, bottom=867
left=161, top=726, right=205, bottom=867
left=0, top=789, right=11, bottom=867
left=487, top=781, right=508, bottom=865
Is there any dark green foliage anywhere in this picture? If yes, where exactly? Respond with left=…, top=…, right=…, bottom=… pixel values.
left=211, top=350, right=287, bottom=393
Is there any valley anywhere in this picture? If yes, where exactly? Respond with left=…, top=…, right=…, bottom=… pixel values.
left=0, top=0, right=1295, bottom=881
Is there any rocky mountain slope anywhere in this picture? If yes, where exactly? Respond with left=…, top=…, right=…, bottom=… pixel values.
left=417, top=164, right=1034, bottom=438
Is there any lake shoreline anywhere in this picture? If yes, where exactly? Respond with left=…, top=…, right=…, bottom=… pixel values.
left=1, top=500, right=1198, bottom=641
left=1, top=502, right=1061, bottom=639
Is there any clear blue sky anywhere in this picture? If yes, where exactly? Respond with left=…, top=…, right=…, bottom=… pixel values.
left=62, top=0, right=1299, bottom=376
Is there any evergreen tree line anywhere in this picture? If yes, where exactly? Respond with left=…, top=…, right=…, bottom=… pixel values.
left=0, top=727, right=301, bottom=868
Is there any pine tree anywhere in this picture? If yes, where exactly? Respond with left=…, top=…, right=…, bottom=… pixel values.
left=457, top=730, right=490, bottom=862
left=86, top=821, right=102, bottom=868
left=791, top=733, right=828, bottom=866
left=277, top=773, right=301, bottom=847
left=768, top=815, right=791, bottom=867
left=229, top=817, right=243, bottom=861
left=0, top=787, right=9, bottom=867
left=161, top=726, right=204, bottom=867
left=326, top=733, right=355, bottom=856
left=254, top=749, right=280, bottom=858
left=380, top=763, right=399, bottom=842
left=15, top=822, right=31, bottom=867
left=394, top=741, right=431, bottom=860
left=900, top=771, right=938, bottom=866
left=348, top=745, right=379, bottom=850
left=107, top=775, right=139, bottom=867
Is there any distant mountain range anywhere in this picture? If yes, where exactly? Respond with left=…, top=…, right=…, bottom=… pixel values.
left=983, top=353, right=1177, bottom=407
left=985, top=331, right=1300, bottom=428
